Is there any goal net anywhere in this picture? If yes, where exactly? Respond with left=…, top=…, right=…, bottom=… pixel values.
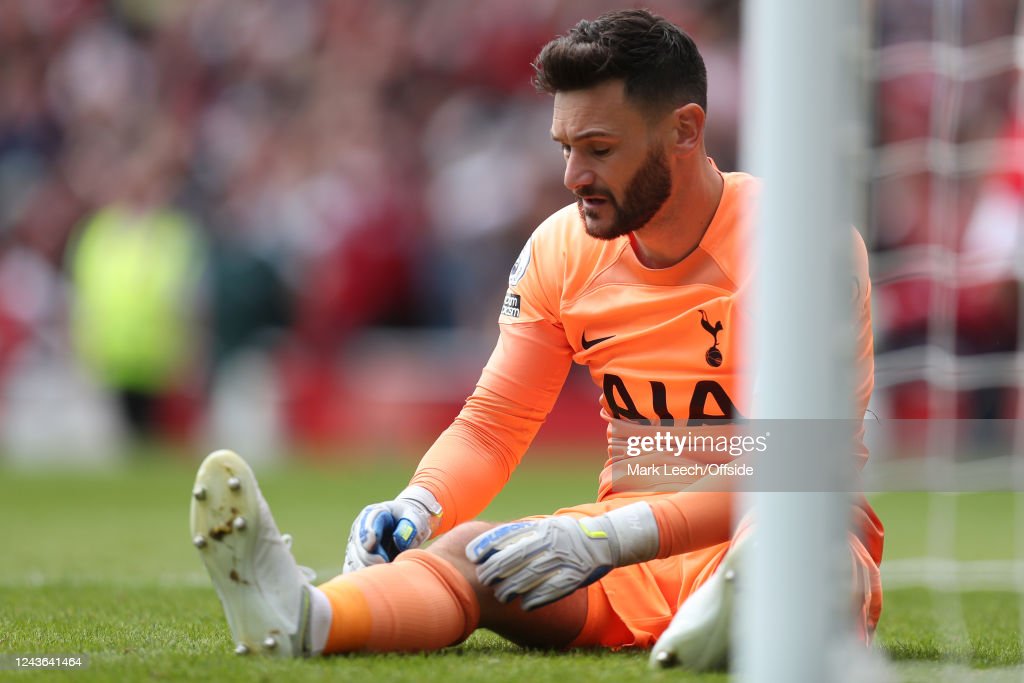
left=740, top=0, right=1024, bottom=679
left=867, top=0, right=1024, bottom=677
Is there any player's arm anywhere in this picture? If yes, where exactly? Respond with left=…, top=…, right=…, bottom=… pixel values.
left=464, top=489, right=734, bottom=610
left=344, top=315, right=574, bottom=571
left=344, top=222, right=573, bottom=572
left=409, top=319, right=574, bottom=534
left=342, top=220, right=573, bottom=573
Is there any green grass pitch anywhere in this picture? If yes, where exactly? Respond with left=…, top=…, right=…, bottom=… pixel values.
left=1, top=451, right=1022, bottom=682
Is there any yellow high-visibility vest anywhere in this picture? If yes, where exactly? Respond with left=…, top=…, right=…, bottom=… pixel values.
left=68, top=205, right=202, bottom=391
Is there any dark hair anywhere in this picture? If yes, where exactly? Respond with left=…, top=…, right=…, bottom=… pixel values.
left=532, top=9, right=707, bottom=115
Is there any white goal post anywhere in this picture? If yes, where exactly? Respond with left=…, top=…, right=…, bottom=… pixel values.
left=738, top=0, right=867, bottom=680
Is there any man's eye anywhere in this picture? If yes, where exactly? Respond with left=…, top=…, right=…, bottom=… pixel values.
left=593, top=148, right=610, bottom=157
left=561, top=145, right=571, bottom=157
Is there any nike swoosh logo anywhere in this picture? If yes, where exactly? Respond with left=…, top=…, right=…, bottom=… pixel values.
left=581, top=332, right=615, bottom=350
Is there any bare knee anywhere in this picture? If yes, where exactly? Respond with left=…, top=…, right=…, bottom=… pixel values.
left=426, top=520, right=588, bottom=646
left=426, top=521, right=495, bottom=583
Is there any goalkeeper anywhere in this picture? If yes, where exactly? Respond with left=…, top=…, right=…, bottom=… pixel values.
left=190, top=8, right=883, bottom=669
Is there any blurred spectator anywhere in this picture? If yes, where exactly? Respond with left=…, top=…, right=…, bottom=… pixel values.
left=956, top=120, right=1022, bottom=418
left=0, top=0, right=1020, bottom=454
left=871, top=1, right=1022, bottom=419
left=65, top=131, right=204, bottom=441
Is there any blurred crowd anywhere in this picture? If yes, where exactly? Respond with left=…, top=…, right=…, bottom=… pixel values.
left=871, top=0, right=1023, bottom=420
left=0, top=0, right=1018, bottom=456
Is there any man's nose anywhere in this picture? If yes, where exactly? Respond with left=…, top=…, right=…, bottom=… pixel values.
left=563, top=152, right=596, bottom=193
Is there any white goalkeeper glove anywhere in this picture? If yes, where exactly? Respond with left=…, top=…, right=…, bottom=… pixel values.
left=343, top=485, right=443, bottom=573
left=465, top=502, right=659, bottom=610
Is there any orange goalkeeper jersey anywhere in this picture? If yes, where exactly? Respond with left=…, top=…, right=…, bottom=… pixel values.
left=410, top=164, right=879, bottom=560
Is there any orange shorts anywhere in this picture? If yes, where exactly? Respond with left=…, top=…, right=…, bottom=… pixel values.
left=539, top=497, right=883, bottom=650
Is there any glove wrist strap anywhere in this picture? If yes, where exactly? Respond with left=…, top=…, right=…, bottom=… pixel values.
left=602, top=501, right=659, bottom=566
left=397, top=485, right=444, bottom=533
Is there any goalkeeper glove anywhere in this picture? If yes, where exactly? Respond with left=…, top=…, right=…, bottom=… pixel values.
left=343, top=485, right=442, bottom=573
left=465, top=501, right=659, bottom=610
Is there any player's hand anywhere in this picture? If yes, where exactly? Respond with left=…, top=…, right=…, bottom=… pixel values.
left=343, top=486, right=442, bottom=573
left=465, top=502, right=659, bottom=610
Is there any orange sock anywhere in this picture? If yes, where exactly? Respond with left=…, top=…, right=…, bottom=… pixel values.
left=317, top=549, right=480, bottom=653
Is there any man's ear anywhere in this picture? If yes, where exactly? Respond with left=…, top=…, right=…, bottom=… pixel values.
left=672, top=103, right=705, bottom=155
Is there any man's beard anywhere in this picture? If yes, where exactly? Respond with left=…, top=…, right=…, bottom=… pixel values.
left=576, top=146, right=672, bottom=240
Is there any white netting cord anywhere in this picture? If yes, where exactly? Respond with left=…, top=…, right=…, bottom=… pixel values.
left=923, top=0, right=971, bottom=667
left=1011, top=0, right=1024, bottom=655
left=872, top=0, right=1023, bottom=425
left=872, top=0, right=1024, bottom=670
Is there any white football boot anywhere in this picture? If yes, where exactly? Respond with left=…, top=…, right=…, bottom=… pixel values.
left=190, top=449, right=315, bottom=657
left=649, top=536, right=747, bottom=671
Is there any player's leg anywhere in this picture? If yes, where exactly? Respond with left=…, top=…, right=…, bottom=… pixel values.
left=648, top=536, right=740, bottom=670
left=316, top=521, right=589, bottom=652
left=425, top=521, right=589, bottom=648
left=190, top=449, right=330, bottom=656
left=192, top=450, right=589, bottom=656
left=649, top=523, right=882, bottom=671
